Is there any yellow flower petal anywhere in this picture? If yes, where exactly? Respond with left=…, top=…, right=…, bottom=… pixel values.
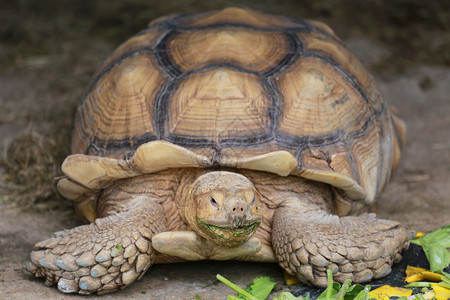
left=422, top=271, right=445, bottom=282
left=406, top=265, right=427, bottom=276
left=423, top=290, right=436, bottom=299
left=405, top=266, right=443, bottom=282
left=283, top=271, right=300, bottom=285
left=415, top=232, right=425, bottom=238
left=368, top=285, right=413, bottom=298
left=405, top=273, right=426, bottom=283
left=431, top=284, right=450, bottom=300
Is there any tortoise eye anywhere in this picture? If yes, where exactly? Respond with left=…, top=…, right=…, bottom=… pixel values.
left=210, top=197, right=219, bottom=208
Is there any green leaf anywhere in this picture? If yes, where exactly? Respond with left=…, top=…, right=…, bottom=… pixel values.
left=421, top=239, right=450, bottom=273
left=343, top=284, right=365, bottom=300
left=217, top=274, right=259, bottom=300
left=273, top=292, right=308, bottom=300
left=422, top=224, right=450, bottom=247
left=417, top=224, right=450, bottom=273
left=243, top=276, right=277, bottom=300
left=316, top=282, right=340, bottom=300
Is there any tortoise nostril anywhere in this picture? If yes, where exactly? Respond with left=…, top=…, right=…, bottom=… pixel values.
left=240, top=207, right=243, bottom=211
left=232, top=207, right=236, bottom=212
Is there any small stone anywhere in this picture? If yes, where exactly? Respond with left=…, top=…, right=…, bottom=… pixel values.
left=122, top=269, right=138, bottom=285
left=58, top=278, right=78, bottom=293
left=95, top=249, right=111, bottom=262
left=56, top=254, right=79, bottom=271
left=311, top=254, right=328, bottom=267
left=91, top=265, right=108, bottom=278
left=79, top=276, right=101, bottom=291
left=135, top=238, right=149, bottom=253
left=76, top=252, right=96, bottom=267
left=112, top=255, right=125, bottom=267
left=136, top=254, right=150, bottom=273
left=123, top=244, right=137, bottom=259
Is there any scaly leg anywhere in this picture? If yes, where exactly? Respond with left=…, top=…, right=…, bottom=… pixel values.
left=272, top=201, right=412, bottom=287
left=25, top=196, right=166, bottom=295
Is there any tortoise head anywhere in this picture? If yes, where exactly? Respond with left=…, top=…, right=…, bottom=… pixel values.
left=185, top=171, right=262, bottom=247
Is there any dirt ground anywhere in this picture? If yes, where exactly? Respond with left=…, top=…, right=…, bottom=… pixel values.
left=0, top=1, right=449, bottom=299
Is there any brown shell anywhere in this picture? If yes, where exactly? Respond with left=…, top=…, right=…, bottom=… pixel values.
left=59, top=8, right=404, bottom=220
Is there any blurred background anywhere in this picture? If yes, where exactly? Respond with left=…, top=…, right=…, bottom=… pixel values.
left=0, top=1, right=449, bottom=298
left=0, top=0, right=448, bottom=209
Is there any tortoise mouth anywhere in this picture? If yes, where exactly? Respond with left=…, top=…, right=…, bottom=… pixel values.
left=196, top=218, right=261, bottom=247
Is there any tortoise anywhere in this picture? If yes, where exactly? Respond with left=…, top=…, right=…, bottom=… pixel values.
left=25, top=7, right=411, bottom=295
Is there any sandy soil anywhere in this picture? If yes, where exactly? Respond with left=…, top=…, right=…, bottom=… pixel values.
left=0, top=3, right=449, bottom=300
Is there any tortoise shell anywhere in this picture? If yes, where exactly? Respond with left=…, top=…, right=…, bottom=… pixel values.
left=58, top=8, right=404, bottom=221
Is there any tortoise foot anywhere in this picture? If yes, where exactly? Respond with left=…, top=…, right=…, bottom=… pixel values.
left=273, top=204, right=413, bottom=287
left=25, top=197, right=165, bottom=294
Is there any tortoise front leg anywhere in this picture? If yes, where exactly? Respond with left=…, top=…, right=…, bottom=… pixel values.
left=25, top=196, right=166, bottom=295
left=272, top=201, right=412, bottom=287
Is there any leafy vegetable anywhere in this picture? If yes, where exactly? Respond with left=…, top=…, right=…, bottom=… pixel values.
left=412, top=224, right=450, bottom=273
left=217, top=274, right=259, bottom=300
left=316, top=269, right=370, bottom=300
left=218, top=274, right=304, bottom=300
left=242, top=276, right=277, bottom=300
left=273, top=292, right=309, bottom=300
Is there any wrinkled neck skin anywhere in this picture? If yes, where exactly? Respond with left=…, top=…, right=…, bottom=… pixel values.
left=183, top=171, right=263, bottom=247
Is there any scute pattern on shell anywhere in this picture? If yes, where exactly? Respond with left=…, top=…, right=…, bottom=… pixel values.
left=68, top=7, right=399, bottom=206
